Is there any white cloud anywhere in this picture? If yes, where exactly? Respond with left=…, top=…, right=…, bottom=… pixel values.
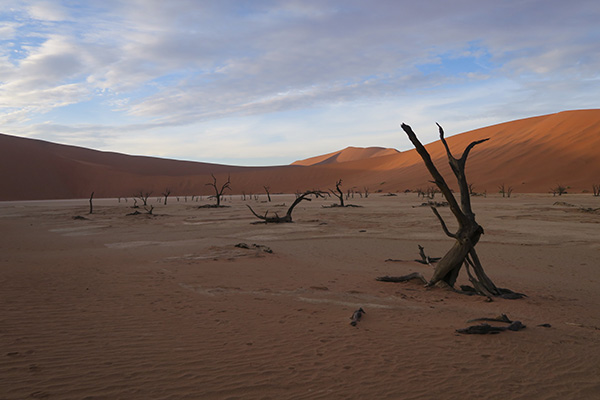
left=1, top=0, right=599, bottom=164
left=25, top=0, right=70, bottom=21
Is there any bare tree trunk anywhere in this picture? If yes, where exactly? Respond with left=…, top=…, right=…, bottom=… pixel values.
left=264, top=186, right=271, bottom=202
left=89, top=192, right=94, bottom=214
left=400, top=123, right=513, bottom=297
left=162, top=188, right=171, bottom=205
left=330, top=179, right=344, bottom=207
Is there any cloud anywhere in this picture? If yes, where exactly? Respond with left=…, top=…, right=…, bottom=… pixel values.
left=1, top=1, right=599, bottom=164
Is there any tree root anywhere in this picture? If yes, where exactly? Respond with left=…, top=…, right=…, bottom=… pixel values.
left=376, top=272, right=427, bottom=284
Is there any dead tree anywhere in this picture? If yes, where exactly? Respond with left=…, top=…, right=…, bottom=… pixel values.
left=135, top=191, right=152, bottom=206
left=468, top=183, right=475, bottom=196
left=88, top=192, right=94, bottom=214
left=392, top=123, right=523, bottom=299
left=498, top=183, right=513, bottom=198
left=162, top=188, right=171, bottom=205
left=330, top=179, right=345, bottom=207
left=247, top=191, right=324, bottom=223
left=206, top=173, right=231, bottom=207
left=593, top=184, right=600, bottom=197
left=264, top=186, right=272, bottom=202
left=364, top=187, right=370, bottom=198
left=551, top=184, right=567, bottom=196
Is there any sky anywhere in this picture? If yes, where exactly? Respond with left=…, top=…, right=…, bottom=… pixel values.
left=1, top=0, right=599, bottom=166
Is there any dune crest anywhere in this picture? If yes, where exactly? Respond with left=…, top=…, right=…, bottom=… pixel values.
left=291, top=146, right=400, bottom=166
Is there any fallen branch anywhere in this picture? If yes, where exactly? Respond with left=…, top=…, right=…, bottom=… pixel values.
left=247, top=190, right=324, bottom=223
left=415, top=245, right=441, bottom=265
left=456, top=320, right=525, bottom=334
left=376, top=272, right=427, bottom=284
left=467, top=314, right=512, bottom=323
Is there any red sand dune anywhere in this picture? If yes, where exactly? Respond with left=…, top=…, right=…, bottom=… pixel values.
left=1, top=109, right=599, bottom=200
left=291, top=146, right=399, bottom=166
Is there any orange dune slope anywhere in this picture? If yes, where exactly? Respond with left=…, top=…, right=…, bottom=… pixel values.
left=1, top=110, right=599, bottom=200
left=292, top=146, right=399, bottom=166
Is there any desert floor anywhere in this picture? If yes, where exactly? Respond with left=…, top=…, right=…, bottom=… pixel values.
left=1, top=193, right=599, bottom=399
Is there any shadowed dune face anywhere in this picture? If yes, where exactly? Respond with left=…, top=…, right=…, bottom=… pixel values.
left=1, top=109, right=599, bottom=200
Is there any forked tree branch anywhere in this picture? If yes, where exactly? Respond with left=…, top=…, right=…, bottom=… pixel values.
left=431, top=207, right=457, bottom=238
left=401, top=123, right=467, bottom=229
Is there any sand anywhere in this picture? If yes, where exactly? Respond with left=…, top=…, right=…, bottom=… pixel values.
left=1, top=193, right=599, bottom=399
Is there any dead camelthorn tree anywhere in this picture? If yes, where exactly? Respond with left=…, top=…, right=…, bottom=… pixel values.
left=135, top=190, right=152, bottom=206
left=162, top=188, right=171, bottom=205
left=206, top=173, right=231, bottom=207
left=498, top=183, right=513, bottom=198
left=264, top=186, right=272, bottom=202
left=378, top=123, right=524, bottom=300
left=593, top=184, right=600, bottom=197
left=551, top=184, right=567, bottom=196
left=247, top=191, right=324, bottom=223
left=88, top=192, right=94, bottom=214
left=330, top=179, right=345, bottom=207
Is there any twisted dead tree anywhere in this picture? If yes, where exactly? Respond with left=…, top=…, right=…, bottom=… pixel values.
left=264, top=186, right=272, bottom=202
left=330, top=179, right=345, bottom=207
left=206, top=173, right=231, bottom=207
left=88, top=191, right=94, bottom=214
left=162, top=188, right=171, bottom=205
left=378, top=123, right=524, bottom=300
left=135, top=190, right=152, bottom=206
left=247, top=190, right=324, bottom=223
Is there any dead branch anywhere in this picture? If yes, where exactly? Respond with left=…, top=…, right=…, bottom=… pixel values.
left=456, top=320, right=525, bottom=334
left=88, top=191, right=94, bottom=214
left=376, top=272, right=428, bottom=284
left=247, top=190, right=324, bottom=223
left=415, top=245, right=441, bottom=264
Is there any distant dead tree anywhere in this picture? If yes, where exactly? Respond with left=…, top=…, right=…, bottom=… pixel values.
left=135, top=190, right=152, bottom=206
left=551, top=184, right=567, bottom=196
left=206, top=173, right=231, bottom=207
left=364, top=187, right=370, bottom=198
left=264, top=186, right=272, bottom=202
left=162, top=188, right=171, bottom=205
left=377, top=123, right=524, bottom=300
left=330, top=179, right=345, bottom=207
left=426, top=186, right=439, bottom=199
left=498, top=183, right=513, bottom=198
left=247, top=191, right=324, bottom=223
left=468, top=183, right=475, bottom=196
left=593, top=184, right=600, bottom=197
left=89, top=192, right=94, bottom=214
